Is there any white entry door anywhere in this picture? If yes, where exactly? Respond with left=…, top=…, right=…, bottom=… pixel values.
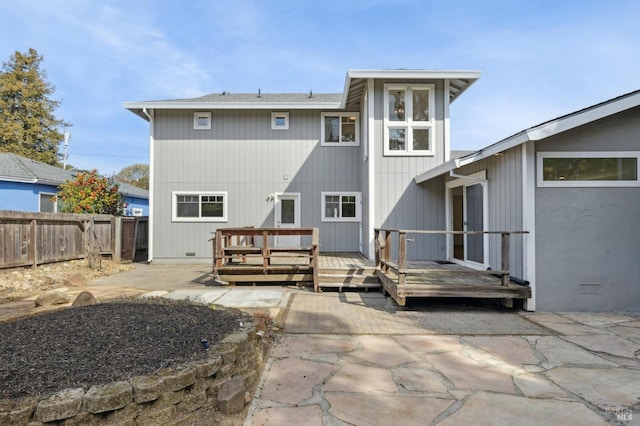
left=274, top=193, right=301, bottom=247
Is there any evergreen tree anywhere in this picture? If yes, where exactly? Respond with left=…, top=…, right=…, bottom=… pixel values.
left=0, top=48, right=69, bottom=165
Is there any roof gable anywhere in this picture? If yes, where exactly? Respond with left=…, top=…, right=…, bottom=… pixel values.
left=415, top=88, right=640, bottom=183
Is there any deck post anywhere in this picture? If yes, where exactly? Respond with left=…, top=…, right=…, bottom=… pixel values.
left=501, top=232, right=510, bottom=286
left=398, top=231, right=406, bottom=287
left=312, top=228, right=319, bottom=292
left=374, top=229, right=380, bottom=268
left=214, top=230, right=223, bottom=274
left=262, top=230, right=270, bottom=271
left=384, top=230, right=391, bottom=273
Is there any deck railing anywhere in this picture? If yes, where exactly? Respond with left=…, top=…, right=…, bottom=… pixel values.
left=211, top=227, right=320, bottom=291
left=374, top=228, right=528, bottom=288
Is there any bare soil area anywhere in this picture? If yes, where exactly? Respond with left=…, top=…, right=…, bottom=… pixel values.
left=0, top=259, right=134, bottom=302
left=0, top=299, right=246, bottom=399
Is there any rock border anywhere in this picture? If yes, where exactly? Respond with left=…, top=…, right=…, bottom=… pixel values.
left=0, top=319, right=263, bottom=425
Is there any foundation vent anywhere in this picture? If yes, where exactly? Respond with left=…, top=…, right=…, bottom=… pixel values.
left=578, top=283, right=602, bottom=295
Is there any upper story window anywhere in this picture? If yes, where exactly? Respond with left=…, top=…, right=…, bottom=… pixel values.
left=537, top=152, right=640, bottom=187
left=271, top=112, right=289, bottom=130
left=193, top=112, right=211, bottom=130
left=321, top=112, right=359, bottom=146
left=383, top=84, right=435, bottom=156
left=172, top=191, right=228, bottom=222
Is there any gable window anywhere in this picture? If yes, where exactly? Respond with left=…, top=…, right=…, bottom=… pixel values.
left=321, top=112, right=359, bottom=146
left=271, top=112, right=289, bottom=130
left=383, top=84, right=434, bottom=156
left=537, top=152, right=640, bottom=187
left=172, top=191, right=227, bottom=222
left=321, top=192, right=361, bottom=222
left=39, top=193, right=57, bottom=213
left=193, top=112, right=211, bottom=130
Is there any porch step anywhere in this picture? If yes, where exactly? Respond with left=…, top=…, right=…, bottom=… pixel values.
left=318, top=271, right=381, bottom=293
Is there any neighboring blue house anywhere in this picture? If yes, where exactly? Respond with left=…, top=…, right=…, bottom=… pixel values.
left=0, top=153, right=149, bottom=215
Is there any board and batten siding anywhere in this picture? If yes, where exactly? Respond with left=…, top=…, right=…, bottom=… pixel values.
left=534, top=106, right=640, bottom=311
left=372, top=79, right=449, bottom=260
left=152, top=109, right=363, bottom=261
left=451, top=146, right=525, bottom=278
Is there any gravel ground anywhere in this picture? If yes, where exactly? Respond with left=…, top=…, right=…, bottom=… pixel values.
left=0, top=299, right=247, bottom=399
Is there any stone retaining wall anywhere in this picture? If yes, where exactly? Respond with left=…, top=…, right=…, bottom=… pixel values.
left=0, top=321, right=262, bottom=425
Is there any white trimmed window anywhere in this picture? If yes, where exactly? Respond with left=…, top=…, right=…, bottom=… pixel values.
left=193, top=112, right=211, bottom=130
left=39, top=192, right=57, bottom=213
left=537, top=152, right=640, bottom=187
left=271, top=112, right=289, bottom=130
left=321, top=192, right=361, bottom=222
left=172, top=191, right=228, bottom=222
left=383, top=84, right=435, bottom=156
left=321, top=112, right=359, bottom=146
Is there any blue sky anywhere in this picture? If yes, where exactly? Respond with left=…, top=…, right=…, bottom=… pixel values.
left=1, top=0, right=639, bottom=174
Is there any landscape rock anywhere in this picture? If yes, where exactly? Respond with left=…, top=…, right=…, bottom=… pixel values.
left=217, top=376, right=246, bottom=414
left=0, top=397, right=37, bottom=425
left=64, top=273, right=88, bottom=287
left=34, top=388, right=84, bottom=423
left=158, top=366, right=197, bottom=392
left=83, top=381, right=133, bottom=414
left=130, top=375, right=165, bottom=403
left=34, top=291, right=70, bottom=307
left=72, top=291, right=97, bottom=307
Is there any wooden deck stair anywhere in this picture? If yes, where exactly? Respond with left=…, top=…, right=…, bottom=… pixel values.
left=318, top=266, right=380, bottom=292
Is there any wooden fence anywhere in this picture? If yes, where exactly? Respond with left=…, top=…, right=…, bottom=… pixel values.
left=0, top=211, right=148, bottom=269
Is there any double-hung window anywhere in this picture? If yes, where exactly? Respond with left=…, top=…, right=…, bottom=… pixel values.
left=321, top=192, right=361, bottom=222
left=383, top=84, right=434, bottom=156
left=172, top=191, right=228, bottom=222
left=321, top=112, right=359, bottom=146
left=537, top=152, right=640, bottom=187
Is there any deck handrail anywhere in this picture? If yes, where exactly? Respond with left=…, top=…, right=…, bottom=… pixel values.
left=212, top=227, right=320, bottom=291
left=373, top=228, right=529, bottom=287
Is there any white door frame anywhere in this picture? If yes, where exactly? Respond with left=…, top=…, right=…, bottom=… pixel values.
left=274, top=192, right=301, bottom=247
left=445, top=170, right=489, bottom=269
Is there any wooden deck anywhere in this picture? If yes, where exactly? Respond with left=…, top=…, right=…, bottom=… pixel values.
left=375, top=228, right=531, bottom=306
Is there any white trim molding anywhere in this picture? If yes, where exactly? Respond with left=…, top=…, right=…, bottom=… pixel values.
left=193, top=112, right=211, bottom=130
left=171, top=191, right=228, bottom=222
left=537, top=151, right=640, bottom=187
left=271, top=112, right=289, bottom=130
left=320, top=112, right=360, bottom=146
left=321, top=191, right=362, bottom=222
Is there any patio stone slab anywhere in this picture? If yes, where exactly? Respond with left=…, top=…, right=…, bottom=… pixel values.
left=561, top=313, right=637, bottom=327
left=270, top=334, right=357, bottom=359
left=393, top=335, right=462, bottom=354
left=259, top=359, right=335, bottom=405
left=439, top=392, right=607, bottom=426
left=214, top=289, right=284, bottom=308
left=521, top=312, right=575, bottom=324
left=513, top=373, right=568, bottom=398
left=392, top=362, right=449, bottom=393
left=463, top=336, right=540, bottom=366
left=248, top=405, right=323, bottom=426
left=322, top=364, right=397, bottom=393
left=546, top=367, right=640, bottom=410
left=535, top=336, right=617, bottom=367
left=350, top=335, right=421, bottom=367
left=426, top=352, right=515, bottom=394
left=325, top=394, right=453, bottom=426
left=607, top=324, right=640, bottom=341
left=528, top=320, right=600, bottom=336
left=163, top=289, right=227, bottom=304
left=561, top=334, right=640, bottom=359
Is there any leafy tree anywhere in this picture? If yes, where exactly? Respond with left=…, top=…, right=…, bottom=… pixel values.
left=116, top=163, right=149, bottom=190
left=0, top=48, right=70, bottom=165
left=56, top=170, right=125, bottom=215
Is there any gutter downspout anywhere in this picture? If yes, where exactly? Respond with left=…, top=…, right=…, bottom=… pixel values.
left=142, top=108, right=154, bottom=263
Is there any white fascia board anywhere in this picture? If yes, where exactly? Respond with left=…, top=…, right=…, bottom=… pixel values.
left=0, top=176, right=38, bottom=184
left=346, top=69, right=481, bottom=80
left=414, top=159, right=460, bottom=183
left=123, top=101, right=342, bottom=111
left=526, top=91, right=640, bottom=140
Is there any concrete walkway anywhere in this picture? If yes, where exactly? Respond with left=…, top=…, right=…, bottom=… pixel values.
left=2, top=264, right=639, bottom=424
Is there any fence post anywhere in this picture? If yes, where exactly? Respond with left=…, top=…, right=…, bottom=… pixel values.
left=29, top=219, right=37, bottom=268
left=113, top=216, right=122, bottom=263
